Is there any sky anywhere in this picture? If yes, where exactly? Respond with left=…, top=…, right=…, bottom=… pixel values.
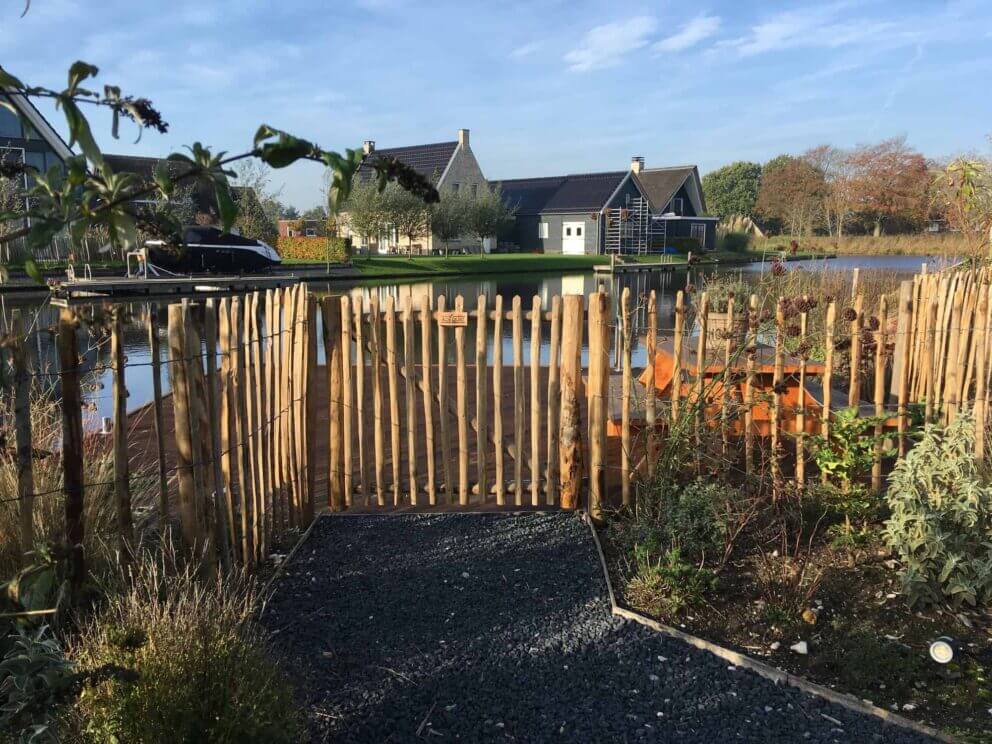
left=2, top=0, right=991, bottom=210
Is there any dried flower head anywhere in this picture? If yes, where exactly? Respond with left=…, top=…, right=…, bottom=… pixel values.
left=841, top=307, right=857, bottom=323
left=787, top=324, right=801, bottom=338
left=867, top=315, right=880, bottom=331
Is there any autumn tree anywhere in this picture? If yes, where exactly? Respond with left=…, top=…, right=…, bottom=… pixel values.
left=702, top=161, right=762, bottom=220
left=931, top=158, right=992, bottom=257
left=755, top=155, right=826, bottom=237
left=846, top=137, right=930, bottom=236
left=803, top=145, right=858, bottom=238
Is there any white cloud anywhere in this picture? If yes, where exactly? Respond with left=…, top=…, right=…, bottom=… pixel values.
left=564, top=16, right=657, bottom=72
left=510, top=41, right=543, bottom=60
left=654, top=14, right=721, bottom=52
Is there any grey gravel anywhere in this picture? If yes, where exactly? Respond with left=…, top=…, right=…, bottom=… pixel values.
left=260, top=512, right=935, bottom=743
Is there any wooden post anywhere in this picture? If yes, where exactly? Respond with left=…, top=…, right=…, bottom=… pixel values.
left=559, top=295, right=584, bottom=510
left=772, top=298, right=785, bottom=500
left=796, top=308, right=807, bottom=484
left=922, top=293, right=938, bottom=422
left=248, top=295, right=268, bottom=558
left=455, top=295, right=469, bottom=505
left=645, top=290, right=657, bottom=476
left=587, top=292, right=608, bottom=522
left=168, top=305, right=205, bottom=555
left=695, top=292, right=709, bottom=471
left=263, top=291, right=278, bottom=544
left=546, top=295, right=562, bottom=504
left=721, top=295, right=734, bottom=456
left=280, top=290, right=297, bottom=527
left=421, top=295, right=437, bottom=504
left=848, top=294, right=864, bottom=407
left=341, top=295, right=354, bottom=504
left=512, top=295, right=524, bottom=504
left=354, top=297, right=368, bottom=505
left=975, top=282, right=990, bottom=462
left=147, top=304, right=169, bottom=523
left=370, top=295, right=386, bottom=506
left=744, top=294, right=757, bottom=476
left=435, top=295, right=454, bottom=503
left=491, top=295, right=505, bottom=505
left=304, top=294, right=319, bottom=524
left=872, top=295, right=888, bottom=494
left=672, top=290, right=685, bottom=423
left=620, top=287, right=632, bottom=507
left=10, top=311, right=34, bottom=556
left=530, top=295, right=542, bottom=506
left=232, top=298, right=254, bottom=558
left=218, top=300, right=239, bottom=560
left=945, top=283, right=964, bottom=424
left=384, top=295, right=401, bottom=505
left=239, top=296, right=259, bottom=562
left=293, top=289, right=310, bottom=521
left=323, top=296, right=345, bottom=511
left=58, top=309, right=86, bottom=597
left=203, top=299, right=229, bottom=565
left=403, top=295, right=418, bottom=504
left=184, top=304, right=216, bottom=573
left=821, top=301, right=835, bottom=483
left=896, top=282, right=913, bottom=458
left=851, top=267, right=860, bottom=299
left=476, top=294, right=489, bottom=503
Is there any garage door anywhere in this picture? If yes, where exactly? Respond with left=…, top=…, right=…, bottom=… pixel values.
left=562, top=221, right=586, bottom=255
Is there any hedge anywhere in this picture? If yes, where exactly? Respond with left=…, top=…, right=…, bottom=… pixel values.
left=275, top=236, right=349, bottom=263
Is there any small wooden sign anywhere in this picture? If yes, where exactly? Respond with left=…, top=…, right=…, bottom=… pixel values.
left=437, top=311, right=469, bottom=327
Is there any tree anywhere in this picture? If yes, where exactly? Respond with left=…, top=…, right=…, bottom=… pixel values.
left=281, top=205, right=300, bottom=219
left=430, top=190, right=468, bottom=256
left=466, top=186, right=515, bottom=252
left=931, top=158, right=992, bottom=257
left=301, top=205, right=327, bottom=221
left=804, top=145, right=857, bottom=238
left=702, top=161, right=762, bottom=220
left=343, top=181, right=388, bottom=250
left=846, top=137, right=930, bottom=236
left=755, top=155, right=827, bottom=237
left=383, top=183, right=431, bottom=252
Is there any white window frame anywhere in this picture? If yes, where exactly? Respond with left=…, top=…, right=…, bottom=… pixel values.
left=538, top=222, right=549, bottom=239
left=690, top=223, right=706, bottom=243
left=470, top=184, right=478, bottom=198
left=672, top=197, right=684, bottom=215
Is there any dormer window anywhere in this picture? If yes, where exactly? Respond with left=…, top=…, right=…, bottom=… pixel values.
left=671, top=197, right=684, bottom=215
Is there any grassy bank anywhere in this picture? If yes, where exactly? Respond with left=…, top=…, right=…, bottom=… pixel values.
left=347, top=254, right=606, bottom=277
left=754, top=233, right=972, bottom=257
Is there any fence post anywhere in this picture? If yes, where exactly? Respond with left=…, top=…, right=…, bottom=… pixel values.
left=530, top=295, right=542, bottom=506
left=475, top=294, right=488, bottom=503
left=587, top=291, right=609, bottom=522
left=147, top=304, right=169, bottom=524
left=422, top=295, right=438, bottom=504
left=203, top=299, right=230, bottom=566
left=694, top=292, right=709, bottom=473
left=111, top=309, right=134, bottom=554
left=671, top=290, right=685, bottom=423
left=620, top=287, right=632, bottom=508
left=490, top=295, right=504, bottom=505
left=546, top=295, right=562, bottom=504
left=796, top=306, right=808, bottom=484
left=745, top=294, right=758, bottom=476
left=872, top=296, right=888, bottom=494
left=821, top=301, right=835, bottom=483
left=511, top=295, right=523, bottom=504
left=849, top=294, right=864, bottom=407
left=58, top=309, right=86, bottom=598
left=11, top=311, right=34, bottom=557
left=645, top=290, right=657, bottom=475
left=322, top=295, right=344, bottom=511
left=559, top=295, right=584, bottom=510
left=305, top=294, right=319, bottom=524
left=975, top=282, right=990, bottom=462
left=771, top=298, right=785, bottom=501
left=896, top=282, right=913, bottom=458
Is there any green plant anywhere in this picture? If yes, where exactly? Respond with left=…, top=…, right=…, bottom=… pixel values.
left=700, top=274, right=750, bottom=313
left=884, top=415, right=992, bottom=609
left=0, top=625, right=74, bottom=743
left=632, top=477, right=727, bottom=564
left=72, top=552, right=299, bottom=743
left=716, top=230, right=752, bottom=253
left=626, top=547, right=717, bottom=617
left=807, top=407, right=891, bottom=492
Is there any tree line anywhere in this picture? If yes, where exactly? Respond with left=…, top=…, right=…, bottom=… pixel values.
left=702, top=137, right=992, bottom=253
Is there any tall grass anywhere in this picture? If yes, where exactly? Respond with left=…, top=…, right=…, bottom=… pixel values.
left=755, top=233, right=972, bottom=257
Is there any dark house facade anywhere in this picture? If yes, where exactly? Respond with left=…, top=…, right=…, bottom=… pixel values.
left=495, top=159, right=717, bottom=254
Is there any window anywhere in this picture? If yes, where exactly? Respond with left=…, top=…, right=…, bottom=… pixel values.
left=672, top=197, right=684, bottom=215
left=452, top=183, right=460, bottom=194
left=470, top=184, right=478, bottom=198
left=288, top=229, right=296, bottom=237
left=575, top=225, right=583, bottom=237
left=0, top=103, right=21, bottom=138
left=538, top=222, right=549, bottom=239
left=305, top=228, right=317, bottom=237
left=565, top=226, right=572, bottom=237
left=690, top=223, right=706, bottom=243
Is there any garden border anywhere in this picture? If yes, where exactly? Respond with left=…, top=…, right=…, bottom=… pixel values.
left=581, top=512, right=953, bottom=743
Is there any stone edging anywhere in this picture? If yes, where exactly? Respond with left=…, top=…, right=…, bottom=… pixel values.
left=580, top=511, right=953, bottom=744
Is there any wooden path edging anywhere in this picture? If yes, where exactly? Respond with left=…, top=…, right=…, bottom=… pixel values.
left=580, top=512, right=953, bottom=744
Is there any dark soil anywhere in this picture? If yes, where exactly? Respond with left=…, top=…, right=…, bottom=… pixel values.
left=602, top=532, right=992, bottom=743
left=261, top=512, right=936, bottom=742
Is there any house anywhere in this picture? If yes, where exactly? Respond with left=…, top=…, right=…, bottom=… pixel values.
left=339, top=128, right=488, bottom=254
left=495, top=158, right=718, bottom=254
left=278, top=218, right=326, bottom=238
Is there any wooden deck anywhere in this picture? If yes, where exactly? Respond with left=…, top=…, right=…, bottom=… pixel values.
left=53, top=275, right=297, bottom=300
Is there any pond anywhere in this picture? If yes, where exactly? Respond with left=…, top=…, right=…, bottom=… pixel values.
left=0, top=254, right=946, bottom=426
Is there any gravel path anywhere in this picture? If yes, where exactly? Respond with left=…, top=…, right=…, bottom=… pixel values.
left=261, top=513, right=934, bottom=743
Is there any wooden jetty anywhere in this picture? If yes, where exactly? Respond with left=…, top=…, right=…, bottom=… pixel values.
left=593, top=254, right=683, bottom=275
left=51, top=274, right=297, bottom=301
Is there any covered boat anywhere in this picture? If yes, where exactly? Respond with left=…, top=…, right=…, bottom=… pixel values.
left=145, top=226, right=281, bottom=274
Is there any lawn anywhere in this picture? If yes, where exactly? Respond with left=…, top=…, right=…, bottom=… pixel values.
left=348, top=253, right=607, bottom=277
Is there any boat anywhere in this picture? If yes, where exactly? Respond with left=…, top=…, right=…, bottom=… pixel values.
left=145, top=226, right=281, bottom=274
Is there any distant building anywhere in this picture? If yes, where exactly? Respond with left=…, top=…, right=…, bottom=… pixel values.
left=338, top=128, right=488, bottom=254
left=278, top=218, right=327, bottom=238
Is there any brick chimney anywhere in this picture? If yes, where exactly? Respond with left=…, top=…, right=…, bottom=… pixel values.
left=458, top=128, right=470, bottom=147
left=363, top=140, right=376, bottom=155
left=631, top=156, right=644, bottom=174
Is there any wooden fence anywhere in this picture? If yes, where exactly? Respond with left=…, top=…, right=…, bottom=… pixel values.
left=5, top=263, right=991, bottom=581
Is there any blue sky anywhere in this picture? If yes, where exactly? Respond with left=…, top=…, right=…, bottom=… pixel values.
left=3, top=0, right=991, bottom=210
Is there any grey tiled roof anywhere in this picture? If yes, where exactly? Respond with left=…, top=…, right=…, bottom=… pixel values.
left=635, top=166, right=696, bottom=212
left=495, top=171, right=627, bottom=216
left=355, top=141, right=458, bottom=184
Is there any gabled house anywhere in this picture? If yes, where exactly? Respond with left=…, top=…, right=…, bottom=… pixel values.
left=0, top=89, right=73, bottom=177
left=339, top=128, right=488, bottom=254
left=495, top=158, right=717, bottom=254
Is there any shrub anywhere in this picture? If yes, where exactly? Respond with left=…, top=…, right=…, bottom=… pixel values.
left=633, top=477, right=728, bottom=564
left=716, top=230, right=751, bottom=253
left=72, top=553, right=299, bottom=743
left=626, top=546, right=717, bottom=617
left=884, top=415, right=992, bottom=609
left=663, top=236, right=702, bottom=253
left=1, top=625, right=75, bottom=743
left=275, top=235, right=348, bottom=263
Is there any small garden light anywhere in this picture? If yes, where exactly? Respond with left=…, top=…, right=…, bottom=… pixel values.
left=929, top=637, right=955, bottom=664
